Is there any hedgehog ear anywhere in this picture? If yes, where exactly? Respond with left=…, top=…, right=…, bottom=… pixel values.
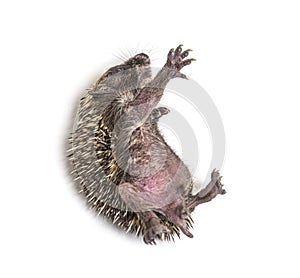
left=88, top=86, right=106, bottom=96
left=88, top=85, right=115, bottom=97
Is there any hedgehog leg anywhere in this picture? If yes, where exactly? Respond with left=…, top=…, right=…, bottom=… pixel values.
left=119, top=182, right=169, bottom=244
left=187, top=169, right=226, bottom=210
left=127, top=45, right=195, bottom=125
left=188, top=186, right=223, bottom=211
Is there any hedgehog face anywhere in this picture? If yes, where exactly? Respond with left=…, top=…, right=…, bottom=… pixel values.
left=106, top=53, right=150, bottom=77
left=90, top=53, right=151, bottom=96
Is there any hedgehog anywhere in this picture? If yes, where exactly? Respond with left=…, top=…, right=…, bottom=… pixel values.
left=68, top=44, right=226, bottom=244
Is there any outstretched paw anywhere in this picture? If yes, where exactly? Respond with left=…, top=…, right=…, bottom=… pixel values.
left=165, top=44, right=195, bottom=78
left=143, top=218, right=170, bottom=245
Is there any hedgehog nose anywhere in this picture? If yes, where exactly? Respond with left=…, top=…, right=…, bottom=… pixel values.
left=137, top=53, right=149, bottom=59
left=135, top=53, right=150, bottom=64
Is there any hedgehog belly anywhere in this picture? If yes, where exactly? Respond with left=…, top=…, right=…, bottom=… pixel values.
left=69, top=94, right=186, bottom=241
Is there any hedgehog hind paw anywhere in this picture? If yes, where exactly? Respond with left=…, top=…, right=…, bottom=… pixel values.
left=143, top=225, right=170, bottom=245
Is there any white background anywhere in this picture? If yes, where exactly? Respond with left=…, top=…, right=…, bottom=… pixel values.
left=1, top=1, right=299, bottom=277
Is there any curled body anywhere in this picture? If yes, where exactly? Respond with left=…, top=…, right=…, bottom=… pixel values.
left=69, top=45, right=225, bottom=244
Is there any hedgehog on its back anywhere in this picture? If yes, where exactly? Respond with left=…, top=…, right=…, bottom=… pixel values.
left=69, top=45, right=225, bottom=244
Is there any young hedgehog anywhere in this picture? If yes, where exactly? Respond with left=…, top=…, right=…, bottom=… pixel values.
left=69, top=45, right=226, bottom=244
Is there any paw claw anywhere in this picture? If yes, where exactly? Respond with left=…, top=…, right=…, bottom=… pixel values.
left=160, top=107, right=170, bottom=114
left=176, top=44, right=183, bottom=51
left=176, top=72, right=188, bottom=79
left=181, top=49, right=193, bottom=58
left=166, top=45, right=195, bottom=74
left=211, top=171, right=226, bottom=195
left=211, top=169, right=226, bottom=195
left=143, top=219, right=169, bottom=244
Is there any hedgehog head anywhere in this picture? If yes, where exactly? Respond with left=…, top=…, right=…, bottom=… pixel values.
left=89, top=53, right=151, bottom=97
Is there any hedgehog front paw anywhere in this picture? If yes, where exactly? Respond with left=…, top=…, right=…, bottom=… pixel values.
left=165, top=44, right=195, bottom=79
left=143, top=218, right=169, bottom=245
left=148, top=107, right=170, bottom=123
